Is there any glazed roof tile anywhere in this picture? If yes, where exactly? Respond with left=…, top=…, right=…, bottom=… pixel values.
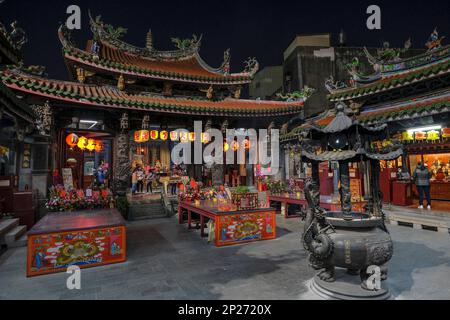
left=60, top=23, right=254, bottom=85
left=328, top=50, right=450, bottom=102
left=0, top=69, right=303, bottom=117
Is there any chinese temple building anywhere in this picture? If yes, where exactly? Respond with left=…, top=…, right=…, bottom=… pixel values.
left=0, top=21, right=47, bottom=224
left=282, top=29, right=450, bottom=208
left=0, top=15, right=309, bottom=198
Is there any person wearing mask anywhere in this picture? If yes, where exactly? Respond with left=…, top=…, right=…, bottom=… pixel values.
left=413, top=162, right=432, bottom=209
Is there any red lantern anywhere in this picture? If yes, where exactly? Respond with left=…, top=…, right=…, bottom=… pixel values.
left=180, top=132, right=189, bottom=143
left=94, top=140, right=103, bottom=153
left=170, top=131, right=178, bottom=141
left=442, top=128, right=450, bottom=138
left=160, top=131, right=168, bottom=141
left=134, top=130, right=149, bottom=143
left=66, top=133, right=79, bottom=148
left=243, top=139, right=251, bottom=150
left=150, top=130, right=159, bottom=140
left=201, top=132, right=210, bottom=144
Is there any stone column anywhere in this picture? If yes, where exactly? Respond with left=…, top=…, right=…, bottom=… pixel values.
left=113, top=113, right=131, bottom=196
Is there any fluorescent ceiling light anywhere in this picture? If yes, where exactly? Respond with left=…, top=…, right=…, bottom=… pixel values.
left=80, top=120, right=98, bottom=129
left=407, top=125, right=441, bottom=133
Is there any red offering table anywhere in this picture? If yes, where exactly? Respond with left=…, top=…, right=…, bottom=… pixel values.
left=178, top=201, right=276, bottom=247
left=268, top=194, right=305, bottom=219
left=27, top=209, right=126, bottom=277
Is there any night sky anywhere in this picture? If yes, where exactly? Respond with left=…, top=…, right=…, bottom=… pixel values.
left=1, top=0, right=449, bottom=80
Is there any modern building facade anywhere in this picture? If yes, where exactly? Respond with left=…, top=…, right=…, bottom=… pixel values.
left=249, top=66, right=283, bottom=100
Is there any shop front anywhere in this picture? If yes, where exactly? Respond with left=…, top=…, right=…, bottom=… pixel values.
left=385, top=125, right=450, bottom=205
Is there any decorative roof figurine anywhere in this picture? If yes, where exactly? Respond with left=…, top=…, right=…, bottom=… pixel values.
left=426, top=28, right=445, bottom=51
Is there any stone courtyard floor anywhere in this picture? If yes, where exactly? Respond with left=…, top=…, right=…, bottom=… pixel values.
left=0, top=215, right=449, bottom=300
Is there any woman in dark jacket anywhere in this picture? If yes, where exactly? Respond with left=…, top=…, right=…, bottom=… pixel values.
left=413, top=162, right=432, bottom=209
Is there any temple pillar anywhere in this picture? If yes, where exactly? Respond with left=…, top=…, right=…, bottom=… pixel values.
left=113, top=113, right=131, bottom=196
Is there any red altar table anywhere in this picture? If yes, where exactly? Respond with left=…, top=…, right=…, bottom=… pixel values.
left=178, top=200, right=276, bottom=247
left=268, top=194, right=305, bottom=219
left=27, top=209, right=126, bottom=277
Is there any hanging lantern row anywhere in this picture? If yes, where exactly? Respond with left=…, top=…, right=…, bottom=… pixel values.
left=133, top=130, right=251, bottom=151
left=65, top=134, right=104, bottom=152
left=134, top=130, right=210, bottom=144
left=399, top=128, right=450, bottom=142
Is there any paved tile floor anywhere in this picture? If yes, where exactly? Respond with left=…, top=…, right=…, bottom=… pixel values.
left=0, top=215, right=449, bottom=300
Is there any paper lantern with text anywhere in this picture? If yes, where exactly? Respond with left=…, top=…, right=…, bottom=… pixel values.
left=77, top=136, right=88, bottom=150
left=160, top=131, right=168, bottom=141
left=442, top=128, right=450, bottom=138
left=86, top=139, right=96, bottom=152
left=189, top=132, right=196, bottom=142
left=170, top=131, right=178, bottom=141
left=401, top=131, right=414, bottom=142
left=426, top=130, right=440, bottom=141
left=150, top=130, right=159, bottom=140
left=201, top=132, right=210, bottom=144
left=134, top=130, right=149, bottom=143
left=65, top=133, right=79, bottom=148
left=180, top=132, right=189, bottom=143
left=94, top=140, right=103, bottom=153
left=414, top=131, right=426, bottom=141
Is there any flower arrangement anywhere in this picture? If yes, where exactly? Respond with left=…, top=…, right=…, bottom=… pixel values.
left=266, top=179, right=288, bottom=194
left=178, top=186, right=229, bottom=202
left=45, top=185, right=114, bottom=212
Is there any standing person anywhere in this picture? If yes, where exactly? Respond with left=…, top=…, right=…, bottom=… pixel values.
left=136, top=165, right=145, bottom=193
left=413, top=162, right=432, bottom=209
left=146, top=169, right=154, bottom=194
left=131, top=168, right=138, bottom=195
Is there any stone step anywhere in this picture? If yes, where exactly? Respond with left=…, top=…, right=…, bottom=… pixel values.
left=129, top=199, right=167, bottom=220
left=131, top=213, right=168, bottom=221
left=0, top=218, right=20, bottom=237
left=5, top=225, right=27, bottom=244
left=7, top=234, right=27, bottom=248
left=388, top=212, right=449, bottom=233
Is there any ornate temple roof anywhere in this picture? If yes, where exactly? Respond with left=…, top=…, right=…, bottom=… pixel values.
left=282, top=91, right=450, bottom=142
left=0, top=22, right=24, bottom=65
left=0, top=68, right=303, bottom=117
left=58, top=15, right=258, bottom=85
left=0, top=81, right=35, bottom=124
left=328, top=47, right=450, bottom=102
left=357, top=91, right=450, bottom=125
